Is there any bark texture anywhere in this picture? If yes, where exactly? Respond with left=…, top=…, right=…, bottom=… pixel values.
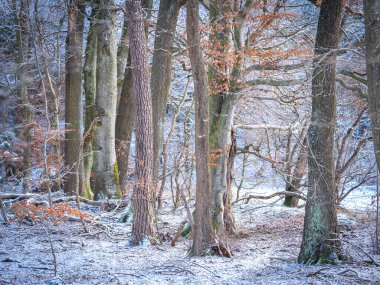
left=187, top=0, right=215, bottom=256
left=115, top=1, right=151, bottom=195
left=82, top=4, right=98, bottom=199
left=364, top=0, right=380, bottom=171
left=126, top=0, right=155, bottom=244
left=64, top=0, right=84, bottom=195
left=151, top=0, right=184, bottom=191
left=14, top=0, right=32, bottom=193
left=298, top=0, right=344, bottom=264
left=93, top=0, right=120, bottom=198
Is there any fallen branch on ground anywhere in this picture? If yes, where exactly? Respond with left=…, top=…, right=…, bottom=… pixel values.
left=234, top=191, right=306, bottom=204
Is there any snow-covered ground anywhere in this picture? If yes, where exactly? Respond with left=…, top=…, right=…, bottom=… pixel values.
left=0, top=185, right=379, bottom=285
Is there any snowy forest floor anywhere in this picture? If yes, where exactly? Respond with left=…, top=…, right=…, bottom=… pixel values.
left=1, top=185, right=380, bottom=285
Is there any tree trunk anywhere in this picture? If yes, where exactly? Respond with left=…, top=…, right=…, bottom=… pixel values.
left=364, top=0, right=380, bottom=172
left=298, top=0, right=344, bottom=264
left=82, top=4, right=98, bottom=199
left=208, top=0, right=242, bottom=234
left=151, top=0, right=184, bottom=192
left=115, top=1, right=151, bottom=196
left=14, top=0, right=32, bottom=193
left=93, top=0, right=120, bottom=198
left=283, top=138, right=307, bottom=208
left=187, top=0, right=215, bottom=256
left=126, top=0, right=155, bottom=244
left=64, top=0, right=84, bottom=195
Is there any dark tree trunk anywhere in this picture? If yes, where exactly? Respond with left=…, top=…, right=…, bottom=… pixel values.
left=151, top=0, right=184, bottom=195
left=14, top=0, right=32, bottom=193
left=298, top=0, right=344, bottom=264
left=115, top=1, right=151, bottom=196
left=126, top=0, right=155, bottom=244
left=64, top=0, right=84, bottom=195
left=187, top=0, right=215, bottom=256
left=364, top=0, right=380, bottom=171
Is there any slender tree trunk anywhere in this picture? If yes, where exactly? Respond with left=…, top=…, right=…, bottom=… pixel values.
left=82, top=4, right=98, bottom=199
left=115, top=1, right=151, bottom=196
left=284, top=138, right=307, bottom=207
left=187, top=0, right=215, bottom=256
left=126, top=0, right=155, bottom=244
left=93, top=0, right=120, bottom=198
left=117, top=17, right=129, bottom=97
left=151, top=0, right=184, bottom=192
left=14, top=0, right=32, bottom=193
left=364, top=0, right=380, bottom=173
left=298, top=0, right=344, bottom=264
left=65, top=0, right=84, bottom=195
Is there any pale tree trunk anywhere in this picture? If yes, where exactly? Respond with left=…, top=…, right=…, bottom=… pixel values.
left=65, top=0, right=84, bottom=195
left=151, top=0, right=184, bottom=193
left=364, top=0, right=380, bottom=172
left=187, top=0, right=215, bottom=256
left=209, top=0, right=245, bottom=234
left=93, top=0, right=120, bottom=198
left=298, top=0, right=344, bottom=264
left=115, top=1, right=151, bottom=196
left=82, top=4, right=98, bottom=199
left=126, top=0, right=155, bottom=244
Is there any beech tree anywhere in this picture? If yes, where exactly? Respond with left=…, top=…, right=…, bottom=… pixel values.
left=187, top=0, right=215, bottom=256
left=126, top=0, right=155, bottom=244
left=298, top=0, right=344, bottom=264
left=64, top=0, right=84, bottom=195
left=92, top=0, right=120, bottom=198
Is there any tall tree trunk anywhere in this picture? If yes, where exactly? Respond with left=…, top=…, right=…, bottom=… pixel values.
left=93, top=0, right=120, bottom=198
left=14, top=0, right=32, bottom=193
left=364, top=0, right=380, bottom=171
left=151, top=0, right=184, bottom=193
left=298, top=0, right=344, bottom=264
left=64, top=0, right=84, bottom=195
left=82, top=4, right=98, bottom=199
left=187, top=0, right=215, bottom=256
left=126, top=0, right=155, bottom=244
left=208, top=0, right=244, bottom=234
left=115, top=1, right=151, bottom=196
left=117, top=17, right=129, bottom=97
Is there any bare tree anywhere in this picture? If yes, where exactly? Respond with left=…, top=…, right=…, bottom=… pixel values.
left=126, top=0, right=155, bottom=244
left=65, top=0, right=84, bottom=195
left=298, top=0, right=344, bottom=264
left=187, top=0, right=215, bottom=256
left=93, top=0, right=120, bottom=198
left=363, top=0, right=380, bottom=254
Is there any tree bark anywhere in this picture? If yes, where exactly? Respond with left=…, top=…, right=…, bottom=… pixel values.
left=298, top=0, right=344, bottom=264
left=187, top=0, right=215, bottom=256
left=14, top=0, right=32, bottom=193
left=364, top=0, right=380, bottom=172
left=64, top=0, right=84, bottom=195
left=151, top=0, right=184, bottom=193
left=126, top=0, right=155, bottom=244
left=82, top=4, right=98, bottom=199
left=115, top=1, right=151, bottom=195
left=93, top=0, right=120, bottom=198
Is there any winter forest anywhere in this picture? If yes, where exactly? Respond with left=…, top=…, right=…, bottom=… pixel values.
left=0, top=0, right=380, bottom=284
